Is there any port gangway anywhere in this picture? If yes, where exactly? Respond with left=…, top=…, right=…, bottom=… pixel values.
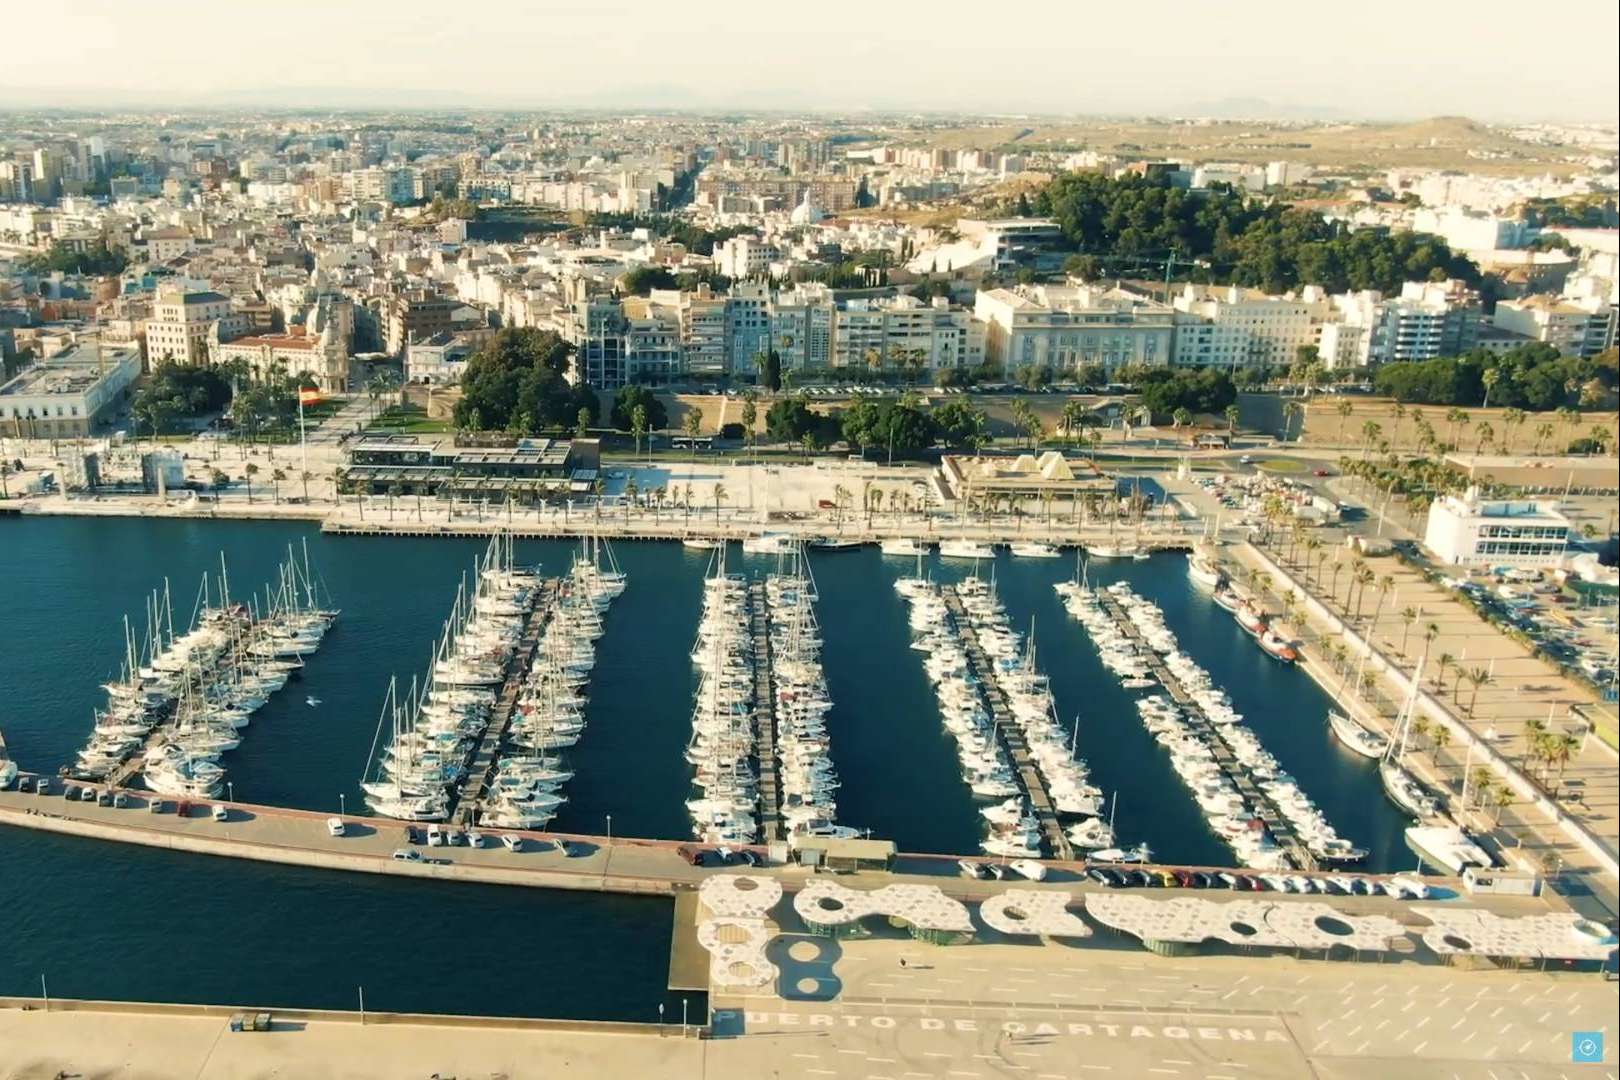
left=748, top=582, right=782, bottom=843
left=942, top=587, right=1074, bottom=862
left=1093, top=592, right=1314, bottom=871
left=453, top=579, right=556, bottom=827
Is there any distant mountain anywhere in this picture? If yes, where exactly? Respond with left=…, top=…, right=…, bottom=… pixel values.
left=1166, top=97, right=1361, bottom=122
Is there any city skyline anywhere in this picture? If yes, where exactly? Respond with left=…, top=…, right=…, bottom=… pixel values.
left=1, top=1, right=1616, bottom=123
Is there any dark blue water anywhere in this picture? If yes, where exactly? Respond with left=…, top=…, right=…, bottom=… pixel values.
left=0, top=517, right=1411, bottom=1015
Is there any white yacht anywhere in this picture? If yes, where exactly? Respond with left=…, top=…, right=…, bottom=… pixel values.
left=939, top=540, right=995, bottom=559
left=879, top=538, right=930, bottom=556
left=1085, top=541, right=1140, bottom=560
left=1405, top=825, right=1493, bottom=874
left=741, top=532, right=794, bottom=555
left=1009, top=542, right=1060, bottom=559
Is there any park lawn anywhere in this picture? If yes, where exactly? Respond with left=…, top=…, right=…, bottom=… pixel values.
left=371, top=404, right=453, bottom=434
left=1258, top=458, right=1308, bottom=474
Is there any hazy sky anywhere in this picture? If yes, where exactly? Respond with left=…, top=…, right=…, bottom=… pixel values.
left=3, top=1, right=1616, bottom=122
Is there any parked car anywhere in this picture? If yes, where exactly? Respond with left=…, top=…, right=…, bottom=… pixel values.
left=391, top=848, right=423, bottom=862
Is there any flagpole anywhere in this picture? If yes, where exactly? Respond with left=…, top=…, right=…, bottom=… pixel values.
left=298, top=391, right=308, bottom=481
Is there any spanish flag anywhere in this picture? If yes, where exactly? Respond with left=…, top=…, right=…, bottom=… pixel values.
left=298, top=388, right=322, bottom=406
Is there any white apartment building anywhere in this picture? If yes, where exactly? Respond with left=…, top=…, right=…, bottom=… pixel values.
left=976, top=285, right=1173, bottom=374
left=145, top=287, right=235, bottom=366
left=827, top=295, right=985, bottom=373
left=769, top=287, right=836, bottom=371
left=142, top=227, right=194, bottom=263
left=1491, top=295, right=1613, bottom=357
left=1412, top=207, right=1535, bottom=252
left=1423, top=489, right=1570, bottom=568
left=1320, top=280, right=1481, bottom=369
left=713, top=236, right=781, bottom=280
left=1170, top=284, right=1332, bottom=370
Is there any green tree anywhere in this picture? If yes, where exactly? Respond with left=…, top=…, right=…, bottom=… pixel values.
left=609, top=384, right=667, bottom=432
left=453, top=328, right=595, bottom=433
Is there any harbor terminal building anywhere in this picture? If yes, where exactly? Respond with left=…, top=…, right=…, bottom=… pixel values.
left=1422, top=488, right=1571, bottom=568
left=339, top=435, right=600, bottom=502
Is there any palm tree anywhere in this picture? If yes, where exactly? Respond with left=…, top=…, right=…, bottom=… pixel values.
left=1532, top=421, right=1554, bottom=456
left=1399, top=606, right=1419, bottom=654
left=1480, top=366, right=1501, bottom=410
left=1491, top=786, right=1513, bottom=824
left=1431, top=724, right=1451, bottom=762
left=1432, top=650, right=1458, bottom=693
left=1412, top=715, right=1432, bottom=751
left=329, top=466, right=346, bottom=503
left=1520, top=716, right=1549, bottom=776
left=1224, top=404, right=1240, bottom=438
left=624, top=477, right=639, bottom=523
left=244, top=462, right=259, bottom=504
left=1060, top=400, right=1088, bottom=448
left=1352, top=567, right=1376, bottom=622
left=1473, top=421, right=1495, bottom=457
left=1335, top=400, right=1354, bottom=444
left=1465, top=667, right=1491, bottom=714
left=1359, top=420, right=1382, bottom=460
left=1367, top=574, right=1394, bottom=629
left=386, top=482, right=402, bottom=521
left=271, top=467, right=287, bottom=504
left=1469, top=770, right=1495, bottom=811
left=831, top=484, right=850, bottom=528
left=1499, top=407, right=1525, bottom=453
left=1282, top=401, right=1304, bottom=442
left=1545, top=733, right=1579, bottom=799
left=711, top=482, right=727, bottom=524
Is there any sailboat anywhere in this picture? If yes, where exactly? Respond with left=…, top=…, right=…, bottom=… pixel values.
left=1328, top=710, right=1388, bottom=758
left=1379, top=648, right=1442, bottom=820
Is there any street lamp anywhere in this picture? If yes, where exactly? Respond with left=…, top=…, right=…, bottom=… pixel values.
left=339, top=793, right=347, bottom=817
left=606, top=814, right=612, bottom=846
left=226, top=781, right=234, bottom=804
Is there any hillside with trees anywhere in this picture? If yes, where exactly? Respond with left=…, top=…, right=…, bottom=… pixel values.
left=1019, top=172, right=1479, bottom=294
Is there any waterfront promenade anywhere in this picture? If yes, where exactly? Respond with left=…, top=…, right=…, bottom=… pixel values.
left=1221, top=540, right=1620, bottom=920
left=4, top=925, right=1615, bottom=1079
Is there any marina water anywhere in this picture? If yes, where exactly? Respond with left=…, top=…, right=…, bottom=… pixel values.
left=0, top=516, right=1414, bottom=1016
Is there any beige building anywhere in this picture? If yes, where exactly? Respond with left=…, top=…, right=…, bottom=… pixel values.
left=1170, top=283, right=1332, bottom=370
left=214, top=326, right=349, bottom=392
left=145, top=287, right=234, bottom=367
left=975, top=285, right=1173, bottom=375
left=1491, top=295, right=1613, bottom=358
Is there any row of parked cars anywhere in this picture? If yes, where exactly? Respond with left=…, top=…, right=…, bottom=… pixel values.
left=388, top=823, right=582, bottom=862
left=18, top=774, right=236, bottom=822
left=1443, top=568, right=1617, bottom=691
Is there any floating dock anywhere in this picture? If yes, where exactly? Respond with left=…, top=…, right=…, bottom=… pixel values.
left=942, top=587, right=1074, bottom=862
left=455, top=580, right=558, bottom=827
left=748, top=582, right=782, bottom=843
left=1093, top=591, right=1313, bottom=871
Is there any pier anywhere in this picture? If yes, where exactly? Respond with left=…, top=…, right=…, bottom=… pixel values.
left=454, top=580, right=558, bottom=827
left=942, top=587, right=1073, bottom=862
left=1093, top=591, right=1313, bottom=871
left=748, top=582, right=782, bottom=843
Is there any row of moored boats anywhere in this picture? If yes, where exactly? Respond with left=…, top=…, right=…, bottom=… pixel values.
left=79, top=549, right=335, bottom=800
left=687, top=553, right=758, bottom=845
left=1057, top=578, right=1365, bottom=869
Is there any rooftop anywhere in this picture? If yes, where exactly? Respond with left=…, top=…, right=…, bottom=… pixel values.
left=0, top=345, right=137, bottom=398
